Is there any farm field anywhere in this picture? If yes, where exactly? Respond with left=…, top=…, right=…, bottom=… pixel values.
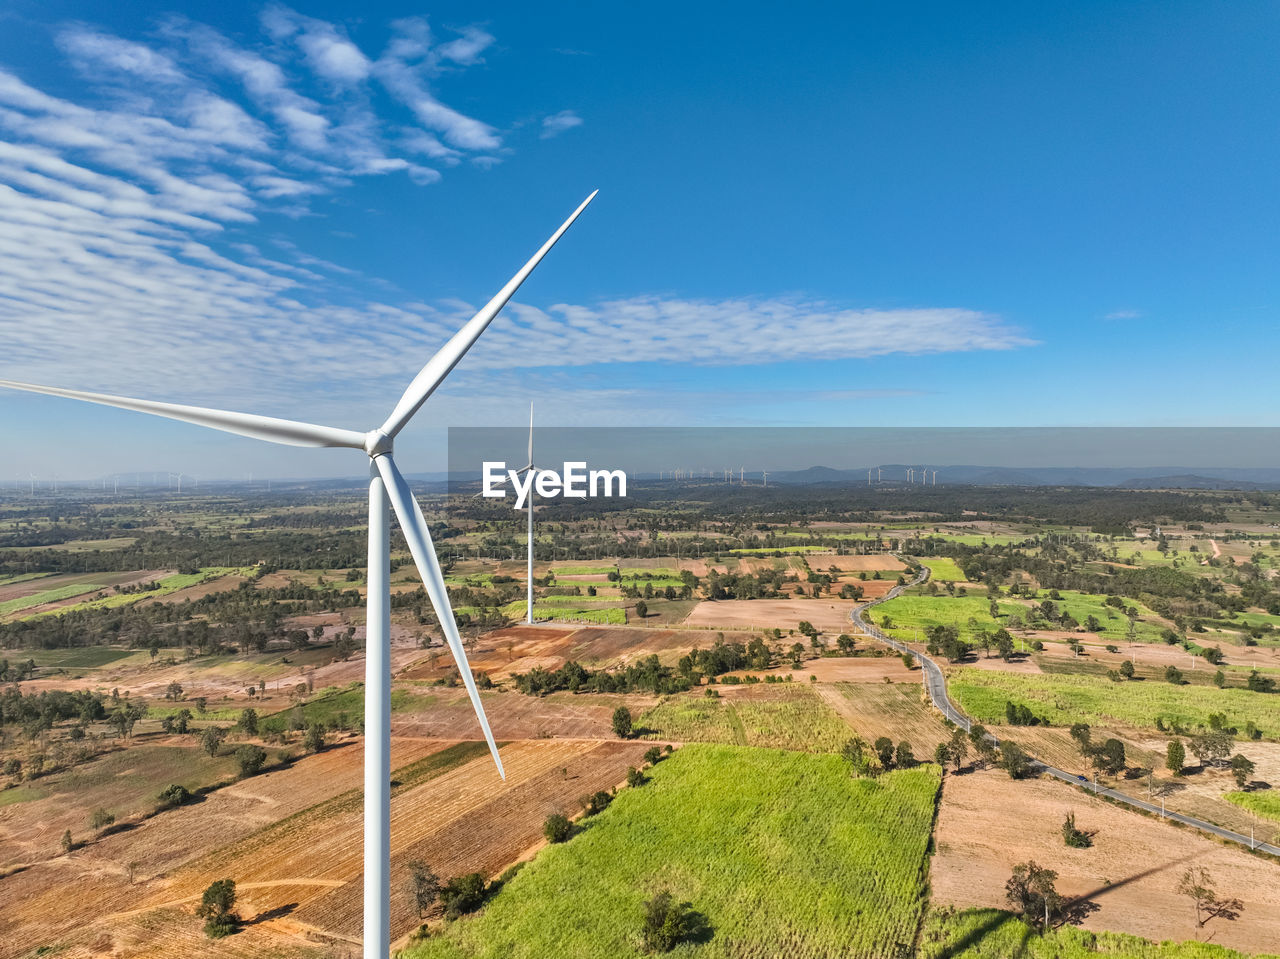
left=404, top=745, right=941, bottom=959
left=919, top=909, right=1280, bottom=959
left=682, top=597, right=862, bottom=633
left=640, top=683, right=852, bottom=752
left=0, top=738, right=652, bottom=957
left=816, top=681, right=954, bottom=753
left=948, top=667, right=1279, bottom=735
left=930, top=767, right=1280, bottom=955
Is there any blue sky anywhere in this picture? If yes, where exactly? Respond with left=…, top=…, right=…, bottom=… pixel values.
left=1, top=1, right=1277, bottom=479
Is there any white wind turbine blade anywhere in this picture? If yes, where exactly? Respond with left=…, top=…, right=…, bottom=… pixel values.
left=375, top=454, right=505, bottom=778
left=528, top=401, right=534, bottom=467
left=379, top=192, right=598, bottom=440
left=0, top=379, right=365, bottom=449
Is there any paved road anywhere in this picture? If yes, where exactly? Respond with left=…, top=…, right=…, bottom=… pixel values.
left=850, top=560, right=1280, bottom=858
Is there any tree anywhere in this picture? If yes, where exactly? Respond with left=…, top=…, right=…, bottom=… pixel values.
left=1189, top=730, right=1233, bottom=768
left=1119, top=660, right=1135, bottom=680
left=933, top=742, right=951, bottom=767
left=1092, top=738, right=1126, bottom=776
left=543, top=812, right=572, bottom=843
left=407, top=860, right=440, bottom=918
left=1230, top=753, right=1255, bottom=789
left=1166, top=740, right=1186, bottom=775
left=1006, top=861, right=1062, bottom=932
left=304, top=722, right=326, bottom=754
left=90, top=807, right=115, bottom=831
left=612, top=706, right=633, bottom=739
left=895, top=741, right=915, bottom=768
left=641, top=889, right=694, bottom=953
left=1213, top=670, right=1226, bottom=688
left=874, top=737, right=895, bottom=770
left=60, top=829, right=73, bottom=854
left=841, top=736, right=874, bottom=777
left=1068, top=723, right=1092, bottom=755
left=197, top=878, right=239, bottom=938
left=627, top=765, right=647, bottom=787
left=238, top=708, right=259, bottom=736
left=582, top=790, right=612, bottom=815
left=644, top=746, right=663, bottom=766
left=1165, top=665, right=1184, bottom=685
left=1177, top=867, right=1243, bottom=928
left=234, top=744, right=267, bottom=778
left=1000, top=741, right=1032, bottom=779
left=837, top=634, right=855, bottom=655
left=948, top=728, right=969, bottom=771
left=439, top=873, right=487, bottom=919
left=634, top=600, right=648, bottom=619
left=1061, top=812, right=1091, bottom=848
left=201, top=726, right=226, bottom=757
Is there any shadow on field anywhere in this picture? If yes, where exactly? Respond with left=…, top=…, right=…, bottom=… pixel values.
left=248, top=902, right=298, bottom=925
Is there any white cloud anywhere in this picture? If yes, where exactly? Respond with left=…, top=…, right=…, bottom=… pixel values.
left=375, top=18, right=502, bottom=152
left=540, top=110, right=583, bottom=139
left=56, top=27, right=186, bottom=83
left=261, top=4, right=372, bottom=84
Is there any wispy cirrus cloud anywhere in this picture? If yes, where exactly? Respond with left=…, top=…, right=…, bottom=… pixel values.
left=0, top=6, right=1032, bottom=431
left=540, top=110, right=583, bottom=139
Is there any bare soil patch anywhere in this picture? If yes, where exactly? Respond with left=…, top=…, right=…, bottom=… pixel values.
left=931, top=767, right=1280, bottom=954
left=821, top=555, right=907, bottom=572
left=682, top=598, right=861, bottom=633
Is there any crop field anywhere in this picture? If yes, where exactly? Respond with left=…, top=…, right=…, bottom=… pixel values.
left=919, top=909, right=1278, bottom=959
left=1225, top=791, right=1280, bottom=823
left=640, top=684, right=852, bottom=752
left=405, top=745, right=941, bottom=959
left=918, top=557, right=967, bottom=582
left=0, top=743, right=245, bottom=869
left=682, top=598, right=861, bottom=633
left=872, top=595, right=1026, bottom=642
left=930, top=767, right=1280, bottom=955
left=816, top=682, right=954, bottom=752
left=948, top=667, right=1278, bottom=735
left=162, top=739, right=651, bottom=944
left=25, top=568, right=255, bottom=619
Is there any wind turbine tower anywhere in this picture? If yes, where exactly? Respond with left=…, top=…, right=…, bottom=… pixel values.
left=0, top=191, right=597, bottom=959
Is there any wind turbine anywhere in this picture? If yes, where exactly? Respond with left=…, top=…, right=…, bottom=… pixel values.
left=0, top=190, right=597, bottom=959
left=761, top=470, right=769, bottom=488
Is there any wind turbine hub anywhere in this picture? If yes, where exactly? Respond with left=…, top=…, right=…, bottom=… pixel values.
left=364, top=430, right=394, bottom=458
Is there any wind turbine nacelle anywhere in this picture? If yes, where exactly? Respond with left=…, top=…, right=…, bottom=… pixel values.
left=482, top=461, right=627, bottom=510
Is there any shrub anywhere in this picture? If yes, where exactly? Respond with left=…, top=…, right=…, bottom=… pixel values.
left=439, top=873, right=487, bottom=919
left=544, top=813, right=572, bottom=844
left=157, top=783, right=193, bottom=809
left=641, top=889, right=694, bottom=953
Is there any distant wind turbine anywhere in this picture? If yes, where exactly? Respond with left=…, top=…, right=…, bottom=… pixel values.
left=0, top=190, right=597, bottom=959
left=761, top=470, right=769, bottom=488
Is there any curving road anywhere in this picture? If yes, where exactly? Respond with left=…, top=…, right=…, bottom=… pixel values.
left=850, top=559, right=1280, bottom=858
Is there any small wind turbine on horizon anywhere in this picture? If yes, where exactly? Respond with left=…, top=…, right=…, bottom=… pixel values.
left=0, top=190, right=597, bottom=959
left=486, top=403, right=540, bottom=625
left=761, top=470, right=769, bottom=488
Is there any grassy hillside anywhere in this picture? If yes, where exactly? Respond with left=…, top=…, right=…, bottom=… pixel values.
left=405, top=744, right=941, bottom=959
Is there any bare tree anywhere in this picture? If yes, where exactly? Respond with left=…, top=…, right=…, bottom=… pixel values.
left=1177, top=867, right=1243, bottom=928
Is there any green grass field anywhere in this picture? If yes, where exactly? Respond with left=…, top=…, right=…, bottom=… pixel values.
left=405, top=744, right=940, bottom=959
left=920, top=908, right=1276, bottom=959
left=640, top=686, right=852, bottom=752
left=23, top=646, right=139, bottom=669
left=551, top=565, right=618, bottom=576
left=921, top=558, right=967, bottom=582
left=872, top=595, right=1025, bottom=643
left=1224, top=791, right=1280, bottom=823
left=949, top=668, right=1277, bottom=736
